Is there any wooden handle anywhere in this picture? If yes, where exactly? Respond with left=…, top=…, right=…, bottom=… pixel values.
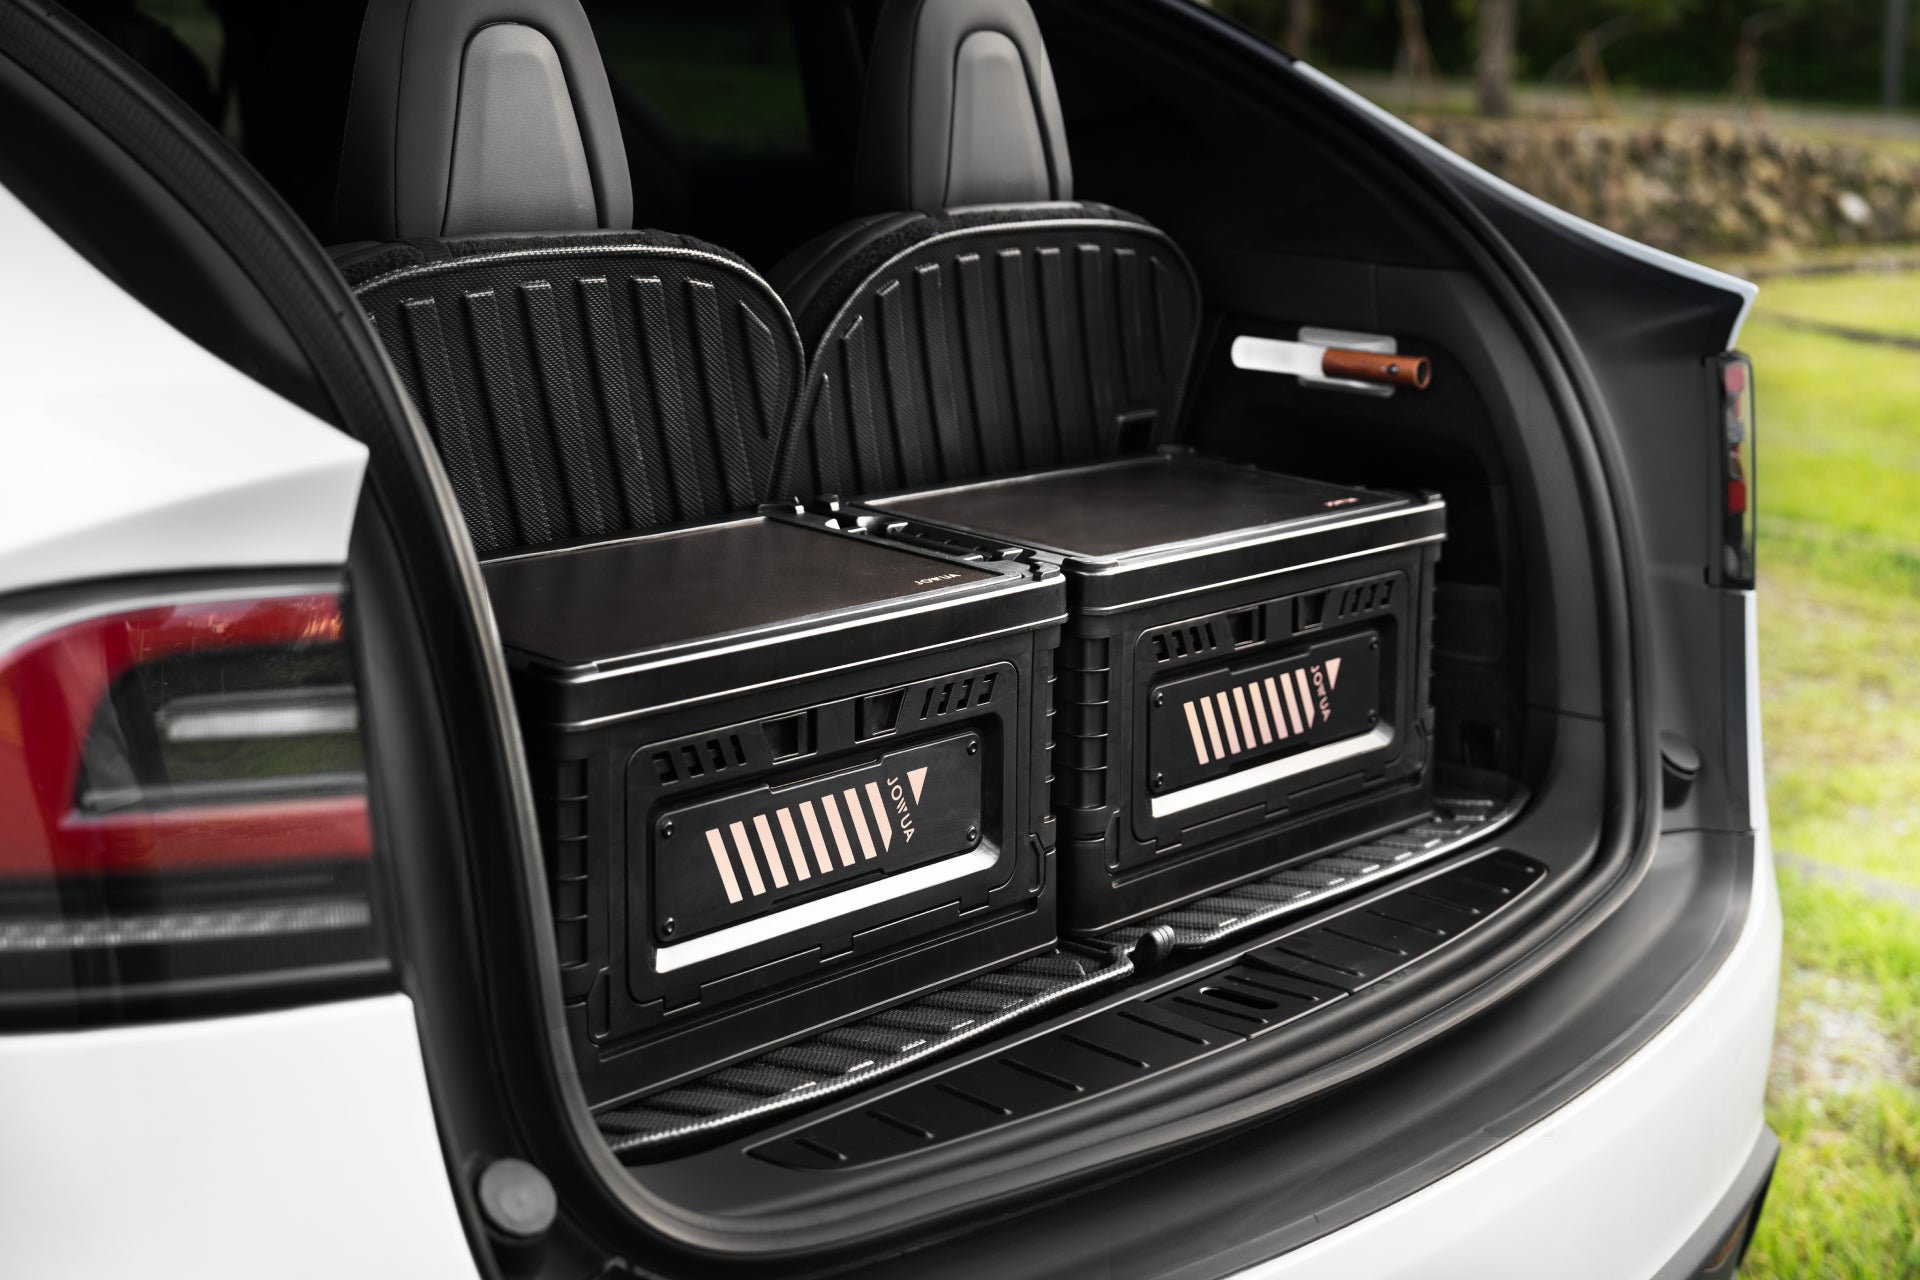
left=1320, top=348, right=1432, bottom=389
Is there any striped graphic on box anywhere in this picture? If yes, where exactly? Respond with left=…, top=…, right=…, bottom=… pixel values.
left=651, top=731, right=984, bottom=943
left=1147, top=629, right=1380, bottom=792
left=1179, top=657, right=1344, bottom=767
left=701, top=768, right=930, bottom=905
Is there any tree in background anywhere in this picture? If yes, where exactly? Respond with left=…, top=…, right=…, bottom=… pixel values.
left=1886, top=0, right=1912, bottom=106
left=1733, top=6, right=1794, bottom=107
left=1289, top=0, right=1317, bottom=58
left=1472, top=0, right=1518, bottom=115
left=1394, top=0, right=1439, bottom=95
left=1538, top=2, right=1689, bottom=117
left=1202, top=0, right=1316, bottom=57
left=1213, top=0, right=1910, bottom=110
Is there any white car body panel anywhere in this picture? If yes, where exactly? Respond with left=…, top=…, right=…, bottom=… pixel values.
left=0, top=995, right=478, bottom=1279
left=0, top=183, right=367, bottom=597
left=1233, top=590, right=1778, bottom=1280
left=1237, top=842, right=1778, bottom=1280
left=1291, top=63, right=1760, bottom=347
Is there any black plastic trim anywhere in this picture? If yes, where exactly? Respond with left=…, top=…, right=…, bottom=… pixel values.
left=748, top=850, right=1545, bottom=1170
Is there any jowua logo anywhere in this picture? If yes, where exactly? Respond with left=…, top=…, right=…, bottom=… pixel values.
left=1309, top=660, right=1335, bottom=722
left=887, top=766, right=930, bottom=842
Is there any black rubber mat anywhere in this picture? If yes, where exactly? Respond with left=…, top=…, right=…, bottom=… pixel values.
left=1096, top=789, right=1525, bottom=954
left=597, top=944, right=1137, bottom=1154
left=595, top=784, right=1521, bottom=1154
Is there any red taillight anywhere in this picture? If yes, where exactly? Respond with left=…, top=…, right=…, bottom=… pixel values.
left=1717, top=352, right=1756, bottom=588
left=0, top=594, right=369, bottom=874
left=0, top=585, right=387, bottom=1022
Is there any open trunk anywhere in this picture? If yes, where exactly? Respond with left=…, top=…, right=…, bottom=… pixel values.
left=519, top=1, right=1694, bottom=1251
left=0, top=0, right=1760, bottom=1272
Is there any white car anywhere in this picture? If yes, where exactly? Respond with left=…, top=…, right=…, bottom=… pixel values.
left=0, top=0, right=1777, bottom=1276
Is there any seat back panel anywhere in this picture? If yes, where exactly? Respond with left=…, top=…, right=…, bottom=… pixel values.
left=352, top=239, right=801, bottom=555
left=777, top=214, right=1201, bottom=499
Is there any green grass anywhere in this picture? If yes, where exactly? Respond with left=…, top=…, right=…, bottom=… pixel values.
left=1744, top=871, right=1920, bottom=1278
left=1758, top=520, right=1920, bottom=891
left=1749, top=316, right=1920, bottom=545
left=1751, top=871, right=1920, bottom=1280
left=1755, top=274, right=1920, bottom=343
left=1733, top=262, right=1920, bottom=1275
left=1743, top=279, right=1920, bottom=894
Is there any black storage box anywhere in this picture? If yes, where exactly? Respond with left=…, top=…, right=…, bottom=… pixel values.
left=483, top=513, right=1064, bottom=1106
left=857, top=453, right=1446, bottom=933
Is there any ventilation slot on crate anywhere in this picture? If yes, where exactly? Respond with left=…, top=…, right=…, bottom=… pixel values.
left=917, top=673, right=995, bottom=721
left=651, top=733, right=749, bottom=786
left=1335, top=579, right=1394, bottom=620
left=1149, top=621, right=1219, bottom=663
left=534, top=757, right=594, bottom=979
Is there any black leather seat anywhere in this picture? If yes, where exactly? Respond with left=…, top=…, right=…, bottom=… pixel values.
left=332, top=0, right=802, bottom=556
left=769, top=0, right=1202, bottom=500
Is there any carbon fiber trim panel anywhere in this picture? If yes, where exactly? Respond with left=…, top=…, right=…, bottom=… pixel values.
left=350, top=239, right=802, bottom=555
left=776, top=218, right=1201, bottom=499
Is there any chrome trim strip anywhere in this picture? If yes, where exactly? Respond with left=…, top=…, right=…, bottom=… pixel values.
left=1150, top=724, right=1396, bottom=818
left=652, top=848, right=1001, bottom=974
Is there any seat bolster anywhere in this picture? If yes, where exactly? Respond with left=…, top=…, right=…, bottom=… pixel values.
left=327, top=241, right=392, bottom=274
left=782, top=202, right=1149, bottom=346
left=338, top=227, right=754, bottom=289
left=774, top=204, right=1201, bottom=500
left=769, top=212, right=929, bottom=345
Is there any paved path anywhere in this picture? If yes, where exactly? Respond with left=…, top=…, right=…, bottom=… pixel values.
left=1736, top=254, right=1920, bottom=280
left=1764, top=313, right=1920, bottom=351
left=1777, top=851, right=1920, bottom=910
left=1331, top=71, right=1920, bottom=143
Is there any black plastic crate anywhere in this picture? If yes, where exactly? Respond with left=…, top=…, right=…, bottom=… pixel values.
left=858, top=452, right=1445, bottom=932
left=484, top=513, right=1064, bottom=1107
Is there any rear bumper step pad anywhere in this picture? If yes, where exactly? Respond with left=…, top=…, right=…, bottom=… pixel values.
left=595, top=785, right=1520, bottom=1154
left=598, top=946, right=1136, bottom=1154
left=1098, top=787, right=1524, bottom=954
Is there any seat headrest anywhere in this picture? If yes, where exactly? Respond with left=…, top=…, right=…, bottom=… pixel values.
left=853, top=0, right=1073, bottom=212
left=334, top=0, right=633, bottom=242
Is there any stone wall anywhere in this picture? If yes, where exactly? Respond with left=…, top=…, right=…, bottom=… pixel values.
left=1415, top=118, right=1920, bottom=257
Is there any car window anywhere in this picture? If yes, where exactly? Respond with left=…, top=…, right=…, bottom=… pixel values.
left=587, top=0, right=810, bottom=153
left=62, top=0, right=227, bottom=130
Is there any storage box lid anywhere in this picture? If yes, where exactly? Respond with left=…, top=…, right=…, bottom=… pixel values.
left=485, top=517, right=1031, bottom=672
left=866, top=455, right=1409, bottom=563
